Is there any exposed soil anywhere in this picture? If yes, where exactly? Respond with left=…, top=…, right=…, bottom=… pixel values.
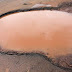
left=0, top=53, right=71, bottom=72
left=0, top=0, right=72, bottom=15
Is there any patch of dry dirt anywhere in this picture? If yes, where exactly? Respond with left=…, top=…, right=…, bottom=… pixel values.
left=0, top=0, right=72, bottom=14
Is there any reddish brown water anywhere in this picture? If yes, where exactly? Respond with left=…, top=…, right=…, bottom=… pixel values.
left=0, top=10, right=72, bottom=58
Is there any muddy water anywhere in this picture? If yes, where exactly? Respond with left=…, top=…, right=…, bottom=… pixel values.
left=0, top=10, right=72, bottom=59
left=0, top=0, right=72, bottom=72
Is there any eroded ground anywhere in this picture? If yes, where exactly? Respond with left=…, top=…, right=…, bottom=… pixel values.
left=0, top=53, right=71, bottom=72
left=0, top=0, right=72, bottom=14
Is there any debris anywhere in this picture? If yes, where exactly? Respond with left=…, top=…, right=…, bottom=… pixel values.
left=31, top=4, right=52, bottom=8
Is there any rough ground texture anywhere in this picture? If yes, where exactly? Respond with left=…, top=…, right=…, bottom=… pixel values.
left=0, top=53, right=71, bottom=72
left=0, top=0, right=72, bottom=14
left=58, top=1, right=72, bottom=13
